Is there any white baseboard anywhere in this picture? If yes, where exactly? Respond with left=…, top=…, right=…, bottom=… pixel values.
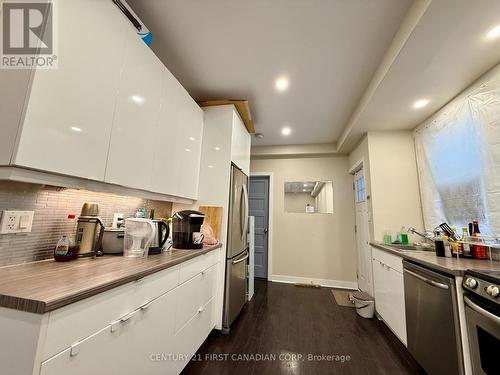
left=269, top=274, right=358, bottom=290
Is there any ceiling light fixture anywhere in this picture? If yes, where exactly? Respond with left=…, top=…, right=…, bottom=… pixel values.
left=71, top=126, right=82, bottom=132
left=281, top=127, right=291, bottom=136
left=303, top=183, right=308, bottom=187
left=275, top=76, right=289, bottom=92
left=188, top=136, right=196, bottom=141
left=487, top=24, right=500, bottom=39
left=214, top=146, right=221, bottom=151
left=413, top=99, right=430, bottom=109
left=130, top=95, right=145, bottom=104
left=185, top=148, right=191, bottom=152
left=254, top=133, right=264, bottom=139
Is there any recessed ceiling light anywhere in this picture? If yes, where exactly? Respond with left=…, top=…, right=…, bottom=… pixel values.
left=185, top=148, right=191, bottom=152
left=487, top=24, right=500, bottom=39
left=71, top=126, right=82, bottom=132
left=281, top=127, right=291, bottom=136
left=208, top=165, right=214, bottom=169
left=413, top=99, right=430, bottom=109
left=130, top=95, right=145, bottom=104
left=214, top=146, right=221, bottom=151
left=188, top=136, right=196, bottom=141
left=275, top=76, right=289, bottom=92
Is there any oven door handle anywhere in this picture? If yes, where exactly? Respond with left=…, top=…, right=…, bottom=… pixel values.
left=464, top=296, right=500, bottom=324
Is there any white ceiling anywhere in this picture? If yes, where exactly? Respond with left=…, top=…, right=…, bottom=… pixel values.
left=338, top=0, right=500, bottom=151
left=127, top=0, right=412, bottom=146
left=127, top=0, right=500, bottom=152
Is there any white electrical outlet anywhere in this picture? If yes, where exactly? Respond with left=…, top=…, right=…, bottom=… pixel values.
left=0, top=211, right=34, bottom=234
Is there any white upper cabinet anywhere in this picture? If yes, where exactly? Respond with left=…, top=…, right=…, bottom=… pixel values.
left=105, top=32, right=164, bottom=191
left=151, top=69, right=203, bottom=199
left=171, top=89, right=203, bottom=200
left=230, top=111, right=251, bottom=176
left=0, top=0, right=204, bottom=200
left=14, top=0, right=128, bottom=180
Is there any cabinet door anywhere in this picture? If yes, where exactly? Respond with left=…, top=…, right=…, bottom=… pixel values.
left=40, top=290, right=177, bottom=375
left=105, top=33, right=164, bottom=191
left=169, top=82, right=203, bottom=199
left=151, top=68, right=202, bottom=198
left=15, top=0, right=128, bottom=180
left=150, top=69, right=179, bottom=196
left=230, top=110, right=251, bottom=175
left=372, top=259, right=407, bottom=345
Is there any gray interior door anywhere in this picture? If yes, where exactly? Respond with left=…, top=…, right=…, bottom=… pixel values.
left=249, top=176, right=269, bottom=279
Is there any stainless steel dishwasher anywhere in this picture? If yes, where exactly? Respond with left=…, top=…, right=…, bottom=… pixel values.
left=403, top=260, right=464, bottom=375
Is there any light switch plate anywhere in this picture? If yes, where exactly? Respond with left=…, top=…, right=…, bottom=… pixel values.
left=0, top=210, right=34, bottom=234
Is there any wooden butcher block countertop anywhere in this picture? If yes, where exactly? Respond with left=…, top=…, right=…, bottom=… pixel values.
left=0, top=244, right=221, bottom=314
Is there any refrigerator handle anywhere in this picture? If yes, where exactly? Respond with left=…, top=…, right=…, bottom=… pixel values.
left=241, top=184, right=249, bottom=240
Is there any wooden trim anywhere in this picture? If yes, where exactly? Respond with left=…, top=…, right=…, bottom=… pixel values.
left=198, top=99, right=255, bottom=133
left=269, top=274, right=358, bottom=289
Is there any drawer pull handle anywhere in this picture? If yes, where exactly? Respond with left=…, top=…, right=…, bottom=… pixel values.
left=110, top=321, right=120, bottom=333
left=140, top=302, right=152, bottom=311
left=120, top=313, right=132, bottom=323
left=70, top=342, right=81, bottom=357
left=198, top=306, right=204, bottom=314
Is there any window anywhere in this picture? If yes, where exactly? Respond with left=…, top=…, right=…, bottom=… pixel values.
left=415, top=77, right=500, bottom=237
left=355, top=175, right=366, bottom=203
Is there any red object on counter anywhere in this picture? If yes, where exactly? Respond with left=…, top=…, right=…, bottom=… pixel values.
left=471, top=220, right=488, bottom=260
left=472, top=244, right=488, bottom=260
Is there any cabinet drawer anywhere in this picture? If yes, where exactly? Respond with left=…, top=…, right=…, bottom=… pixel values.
left=178, top=249, right=218, bottom=284
left=40, top=288, right=177, bottom=375
left=171, top=298, right=215, bottom=374
left=372, top=247, right=403, bottom=273
left=43, top=265, right=180, bottom=359
left=175, top=264, right=216, bottom=333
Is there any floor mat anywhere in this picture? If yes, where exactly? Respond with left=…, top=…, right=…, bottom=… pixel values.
left=331, top=289, right=355, bottom=307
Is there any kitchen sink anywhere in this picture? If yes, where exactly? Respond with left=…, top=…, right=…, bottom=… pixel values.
left=388, top=244, right=434, bottom=252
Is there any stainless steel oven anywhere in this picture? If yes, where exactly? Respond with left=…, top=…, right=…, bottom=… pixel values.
left=463, top=271, right=500, bottom=375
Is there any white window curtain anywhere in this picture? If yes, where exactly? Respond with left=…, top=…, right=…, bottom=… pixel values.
left=414, top=72, right=500, bottom=237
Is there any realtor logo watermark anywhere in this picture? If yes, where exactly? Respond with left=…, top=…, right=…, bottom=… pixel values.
left=1, top=0, right=57, bottom=68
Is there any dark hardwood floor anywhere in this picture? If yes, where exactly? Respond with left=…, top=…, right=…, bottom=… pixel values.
left=182, top=280, right=424, bottom=375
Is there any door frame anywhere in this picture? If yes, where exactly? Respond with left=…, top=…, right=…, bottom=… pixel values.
left=349, top=158, right=373, bottom=295
left=249, top=172, right=273, bottom=279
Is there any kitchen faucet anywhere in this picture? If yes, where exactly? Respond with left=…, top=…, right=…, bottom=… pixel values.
left=407, top=227, right=435, bottom=243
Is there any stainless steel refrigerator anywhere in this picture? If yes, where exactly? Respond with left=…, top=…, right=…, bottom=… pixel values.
left=222, top=164, right=249, bottom=332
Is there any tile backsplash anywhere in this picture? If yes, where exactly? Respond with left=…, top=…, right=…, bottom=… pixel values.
left=0, top=181, right=172, bottom=266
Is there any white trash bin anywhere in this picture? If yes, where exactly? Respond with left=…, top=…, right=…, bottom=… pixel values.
left=350, top=291, right=375, bottom=319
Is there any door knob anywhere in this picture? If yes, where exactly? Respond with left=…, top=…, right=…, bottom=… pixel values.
left=264, top=228, right=268, bottom=234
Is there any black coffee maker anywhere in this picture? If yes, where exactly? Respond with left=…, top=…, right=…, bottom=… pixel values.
left=172, top=210, right=205, bottom=249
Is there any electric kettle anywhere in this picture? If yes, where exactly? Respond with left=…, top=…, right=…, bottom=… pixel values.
left=149, top=220, right=170, bottom=255
left=75, top=203, right=105, bottom=257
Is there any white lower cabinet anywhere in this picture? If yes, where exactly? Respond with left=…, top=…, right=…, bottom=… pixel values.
left=372, top=248, right=407, bottom=346
left=37, top=249, right=220, bottom=375
left=40, top=289, right=177, bottom=375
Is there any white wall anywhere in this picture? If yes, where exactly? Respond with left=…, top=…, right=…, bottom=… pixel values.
left=250, top=156, right=357, bottom=288
left=348, top=131, right=424, bottom=242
